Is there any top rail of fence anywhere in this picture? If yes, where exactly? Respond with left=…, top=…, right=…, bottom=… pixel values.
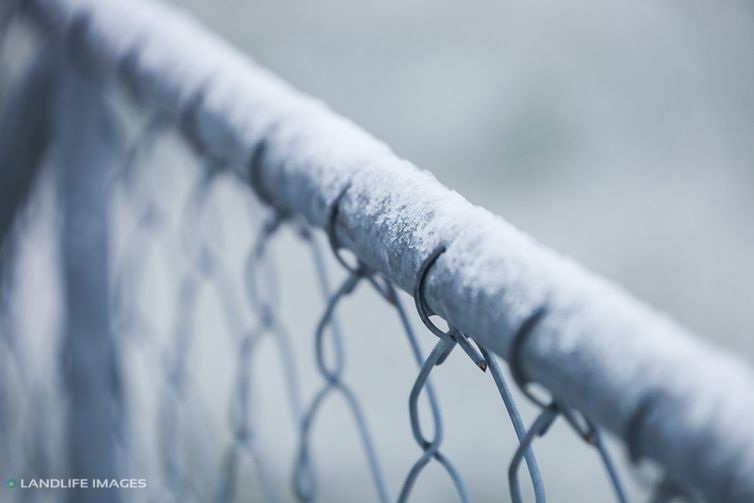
left=20, top=0, right=754, bottom=500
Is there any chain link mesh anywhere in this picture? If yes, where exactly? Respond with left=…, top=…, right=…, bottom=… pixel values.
left=107, top=102, right=630, bottom=502
left=0, top=10, right=704, bottom=503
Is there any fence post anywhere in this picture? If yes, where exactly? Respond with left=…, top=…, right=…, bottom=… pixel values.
left=55, top=58, right=121, bottom=503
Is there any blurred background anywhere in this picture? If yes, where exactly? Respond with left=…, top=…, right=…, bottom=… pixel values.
left=1, top=0, right=753, bottom=501
left=178, top=0, right=754, bottom=353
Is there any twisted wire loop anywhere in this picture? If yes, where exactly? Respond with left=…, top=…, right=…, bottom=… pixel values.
left=107, top=65, right=177, bottom=347
left=291, top=187, right=391, bottom=503
left=107, top=117, right=174, bottom=490
left=507, top=308, right=629, bottom=503
left=401, top=245, right=544, bottom=503
left=159, top=155, right=293, bottom=503
left=303, top=195, right=490, bottom=503
left=625, top=394, right=702, bottom=503
left=217, top=209, right=307, bottom=503
left=110, top=116, right=169, bottom=346
left=108, top=106, right=308, bottom=502
left=149, top=105, right=240, bottom=500
left=157, top=162, right=221, bottom=503
left=244, top=212, right=305, bottom=434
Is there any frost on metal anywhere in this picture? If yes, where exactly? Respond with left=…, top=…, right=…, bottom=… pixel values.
left=24, top=0, right=754, bottom=500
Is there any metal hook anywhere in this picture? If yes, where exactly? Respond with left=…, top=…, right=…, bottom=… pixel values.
left=508, top=307, right=600, bottom=440
left=324, top=184, right=399, bottom=302
left=179, top=80, right=223, bottom=167
left=115, top=34, right=151, bottom=104
left=413, top=246, right=449, bottom=339
left=244, top=213, right=286, bottom=323
left=625, top=391, right=664, bottom=464
left=326, top=182, right=368, bottom=276
left=247, top=127, right=287, bottom=212
left=413, top=245, right=487, bottom=371
left=508, top=306, right=550, bottom=408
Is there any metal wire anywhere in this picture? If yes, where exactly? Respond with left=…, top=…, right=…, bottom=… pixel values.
left=408, top=245, right=545, bottom=503
left=507, top=305, right=629, bottom=503
left=292, top=194, right=392, bottom=503
left=216, top=211, right=305, bottom=503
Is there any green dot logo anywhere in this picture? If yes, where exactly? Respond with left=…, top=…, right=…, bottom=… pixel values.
left=7, top=479, right=17, bottom=488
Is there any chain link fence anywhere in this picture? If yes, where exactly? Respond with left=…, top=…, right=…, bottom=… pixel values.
left=1, top=0, right=752, bottom=501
